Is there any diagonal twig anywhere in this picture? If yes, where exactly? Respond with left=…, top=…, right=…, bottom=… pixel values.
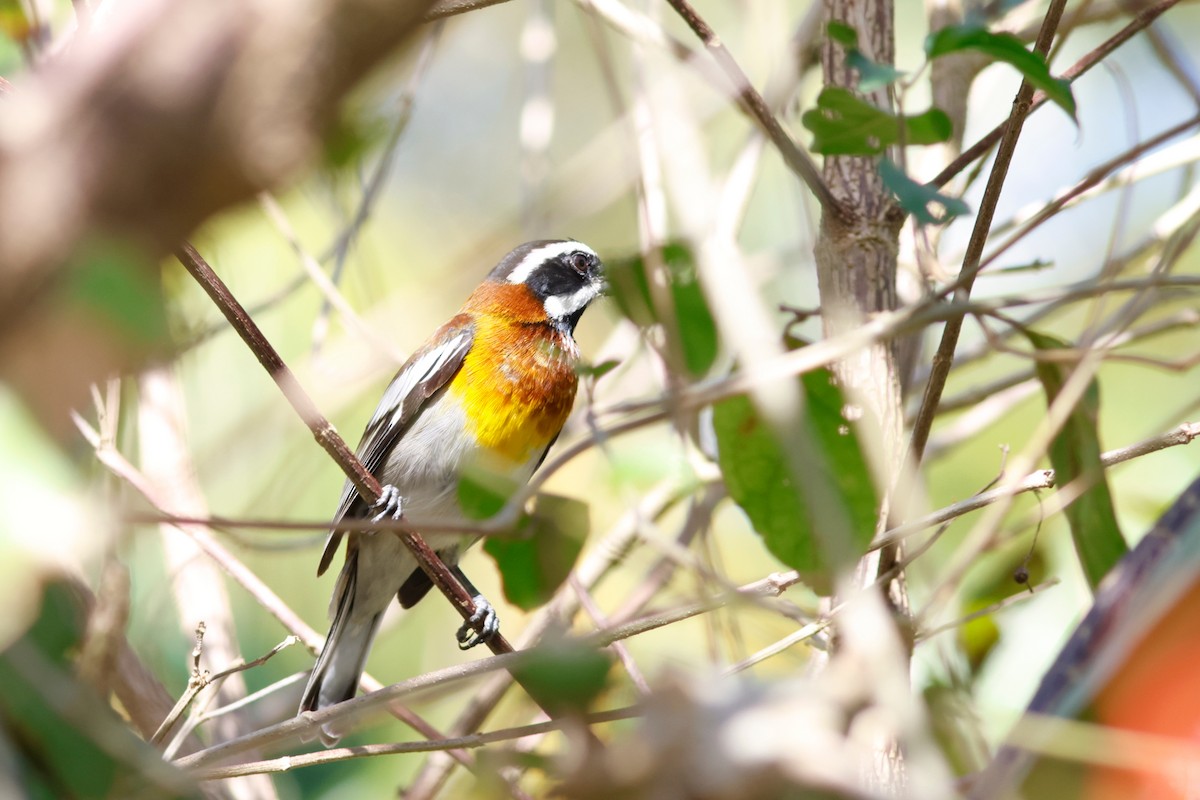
left=929, top=0, right=1182, bottom=190
left=908, top=0, right=1070, bottom=466
left=663, top=0, right=844, bottom=219
left=175, top=242, right=500, bottom=650
left=173, top=242, right=596, bottom=748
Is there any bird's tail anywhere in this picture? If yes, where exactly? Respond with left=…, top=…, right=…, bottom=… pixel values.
left=299, top=552, right=382, bottom=735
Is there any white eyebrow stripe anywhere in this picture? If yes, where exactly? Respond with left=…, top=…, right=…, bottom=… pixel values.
left=506, top=240, right=598, bottom=285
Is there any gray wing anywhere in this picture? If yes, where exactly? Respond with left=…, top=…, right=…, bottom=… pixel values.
left=316, top=316, right=475, bottom=576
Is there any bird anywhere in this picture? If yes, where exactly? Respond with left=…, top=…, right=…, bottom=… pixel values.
left=299, top=239, right=605, bottom=717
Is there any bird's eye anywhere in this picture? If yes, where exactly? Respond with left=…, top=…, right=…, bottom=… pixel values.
left=568, top=252, right=590, bottom=274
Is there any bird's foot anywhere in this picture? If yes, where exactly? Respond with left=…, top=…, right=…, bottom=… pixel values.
left=456, top=594, right=500, bottom=650
left=370, top=484, right=404, bottom=523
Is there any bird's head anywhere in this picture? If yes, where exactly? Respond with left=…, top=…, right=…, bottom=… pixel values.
left=488, top=240, right=605, bottom=333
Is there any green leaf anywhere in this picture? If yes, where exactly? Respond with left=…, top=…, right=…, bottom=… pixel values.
left=801, top=88, right=952, bottom=155
left=994, top=258, right=1054, bottom=274
left=457, top=470, right=516, bottom=520
left=827, top=22, right=904, bottom=91
left=957, top=598, right=1001, bottom=673
left=879, top=158, right=970, bottom=224
left=712, top=368, right=878, bottom=591
left=512, top=641, right=611, bottom=714
left=926, top=24, right=1076, bottom=119
left=846, top=50, right=906, bottom=92
left=826, top=21, right=858, bottom=47
left=609, top=243, right=719, bottom=377
left=484, top=493, right=588, bottom=610
left=322, top=108, right=389, bottom=170
left=1025, top=330, right=1127, bottom=589
left=66, top=242, right=169, bottom=346
left=0, top=581, right=200, bottom=799
left=577, top=359, right=620, bottom=380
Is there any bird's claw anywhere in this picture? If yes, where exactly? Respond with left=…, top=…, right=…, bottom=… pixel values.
left=370, top=485, right=404, bottom=523
left=456, top=595, right=500, bottom=650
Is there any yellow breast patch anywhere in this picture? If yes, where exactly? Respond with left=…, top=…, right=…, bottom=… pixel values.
left=449, top=313, right=579, bottom=464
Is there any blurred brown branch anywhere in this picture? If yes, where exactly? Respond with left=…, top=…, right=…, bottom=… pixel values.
left=0, top=0, right=437, bottom=433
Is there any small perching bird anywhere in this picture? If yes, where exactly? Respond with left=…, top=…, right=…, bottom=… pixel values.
left=299, top=240, right=605, bottom=718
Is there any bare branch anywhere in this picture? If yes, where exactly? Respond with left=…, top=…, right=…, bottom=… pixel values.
left=174, top=243, right=501, bottom=644
left=71, top=410, right=460, bottom=751
left=908, top=0, right=1071, bottom=465
left=190, top=706, right=641, bottom=781
left=872, top=422, right=1200, bottom=553
left=930, top=0, right=1182, bottom=190
left=175, top=569, right=803, bottom=771
left=152, top=633, right=299, bottom=747
left=663, top=0, right=843, bottom=218
left=915, top=579, right=1061, bottom=641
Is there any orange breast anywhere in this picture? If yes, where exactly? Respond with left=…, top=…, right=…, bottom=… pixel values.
left=449, top=308, right=579, bottom=464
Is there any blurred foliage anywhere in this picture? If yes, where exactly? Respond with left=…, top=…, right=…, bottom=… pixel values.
left=712, top=367, right=878, bottom=593
left=925, top=23, right=1076, bottom=118
left=1025, top=330, right=1127, bottom=589
left=483, top=493, right=589, bottom=611
left=1, top=0, right=1199, bottom=797
left=801, top=87, right=952, bottom=155
left=66, top=241, right=170, bottom=348
left=608, top=243, right=719, bottom=378
left=511, top=640, right=612, bottom=716
left=879, top=158, right=971, bottom=225
left=0, top=581, right=199, bottom=800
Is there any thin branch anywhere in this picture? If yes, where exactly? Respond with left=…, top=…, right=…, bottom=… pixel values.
left=404, top=478, right=690, bottom=800
left=978, top=114, right=1200, bottom=273
left=426, top=0, right=510, bottom=19
left=151, top=623, right=208, bottom=746
left=572, top=0, right=697, bottom=69
left=174, top=242, right=507, bottom=654
left=125, top=275, right=1200, bottom=541
left=175, top=569, right=803, bottom=771
left=161, top=636, right=302, bottom=761
left=871, top=421, right=1200, bottom=553
left=930, top=0, right=1182, bottom=190
left=663, top=0, right=844, bottom=219
left=258, top=192, right=404, bottom=362
left=153, top=633, right=299, bottom=746
left=71, top=410, right=467, bottom=759
left=929, top=307, right=1199, bottom=420
left=570, top=575, right=651, bottom=696
left=986, top=128, right=1200, bottom=246
left=908, top=0, right=1070, bottom=466
left=970, top=475, right=1200, bottom=796
left=317, top=25, right=442, bottom=266
left=73, top=412, right=323, bottom=647
left=916, top=579, right=1061, bottom=642
left=200, top=673, right=308, bottom=724
left=173, top=243, right=612, bottom=751
left=190, top=706, right=641, bottom=780
left=721, top=619, right=831, bottom=677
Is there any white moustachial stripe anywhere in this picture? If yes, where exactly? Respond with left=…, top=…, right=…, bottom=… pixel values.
left=543, top=283, right=602, bottom=320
